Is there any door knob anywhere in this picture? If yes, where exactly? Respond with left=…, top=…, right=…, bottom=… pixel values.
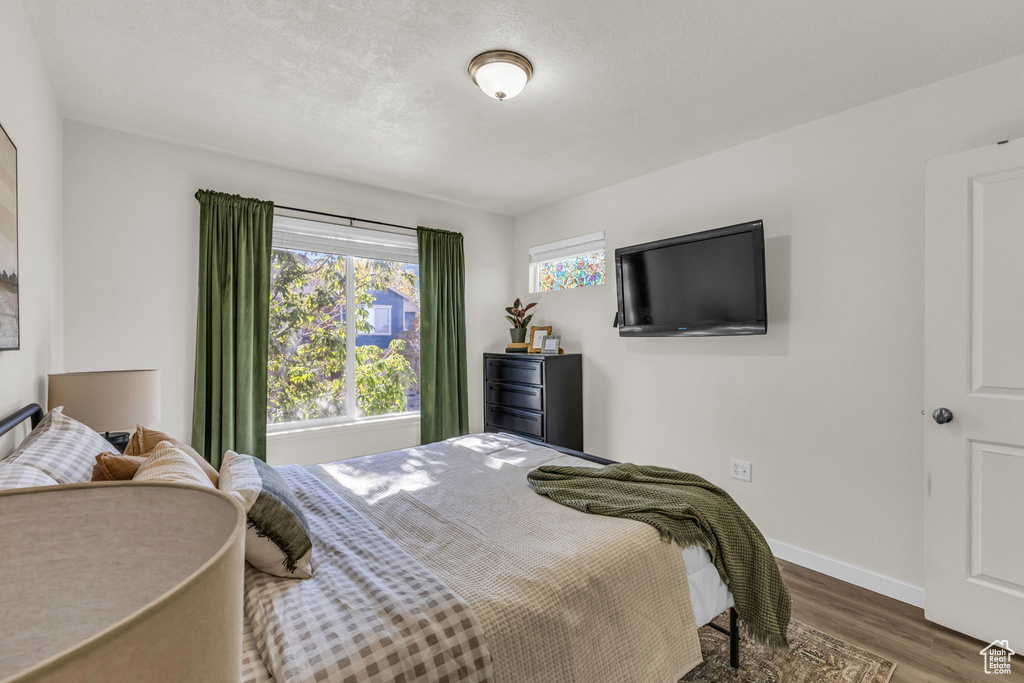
left=932, top=407, right=953, bottom=425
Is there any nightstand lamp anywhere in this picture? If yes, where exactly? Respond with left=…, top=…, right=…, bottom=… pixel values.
left=47, top=370, right=161, bottom=452
left=0, top=482, right=245, bottom=682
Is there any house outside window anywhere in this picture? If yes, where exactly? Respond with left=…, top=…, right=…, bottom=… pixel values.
left=359, top=305, right=393, bottom=336
left=529, top=231, right=606, bottom=292
left=267, top=215, right=420, bottom=428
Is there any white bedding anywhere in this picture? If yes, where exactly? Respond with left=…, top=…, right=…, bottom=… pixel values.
left=683, top=545, right=735, bottom=627
left=239, top=441, right=735, bottom=683
left=240, top=550, right=732, bottom=683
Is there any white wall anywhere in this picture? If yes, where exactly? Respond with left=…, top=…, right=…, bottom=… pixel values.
left=62, top=121, right=514, bottom=465
left=514, top=55, right=1024, bottom=588
left=0, top=0, right=63, bottom=454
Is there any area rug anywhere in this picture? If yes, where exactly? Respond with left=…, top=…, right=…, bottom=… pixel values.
left=681, top=615, right=897, bottom=683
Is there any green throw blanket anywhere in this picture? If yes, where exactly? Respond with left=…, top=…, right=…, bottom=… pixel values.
left=527, top=463, right=791, bottom=649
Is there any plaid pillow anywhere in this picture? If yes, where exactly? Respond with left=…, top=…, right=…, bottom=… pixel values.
left=0, top=407, right=58, bottom=461
left=220, top=450, right=313, bottom=579
left=5, top=408, right=116, bottom=484
left=0, top=462, right=60, bottom=490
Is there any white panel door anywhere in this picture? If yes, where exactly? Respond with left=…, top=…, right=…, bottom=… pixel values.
left=925, top=138, right=1024, bottom=648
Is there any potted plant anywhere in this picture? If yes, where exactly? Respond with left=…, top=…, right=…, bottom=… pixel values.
left=505, top=298, right=537, bottom=343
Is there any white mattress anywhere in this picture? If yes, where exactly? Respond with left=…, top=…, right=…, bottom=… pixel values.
left=682, top=545, right=735, bottom=627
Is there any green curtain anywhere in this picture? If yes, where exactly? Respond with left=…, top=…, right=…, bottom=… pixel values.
left=417, top=227, right=469, bottom=443
left=192, top=190, right=273, bottom=466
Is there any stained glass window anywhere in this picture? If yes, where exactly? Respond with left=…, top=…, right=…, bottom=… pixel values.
left=536, top=250, right=606, bottom=291
left=530, top=232, right=606, bottom=293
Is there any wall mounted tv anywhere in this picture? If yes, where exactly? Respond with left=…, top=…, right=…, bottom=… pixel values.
left=615, top=220, right=767, bottom=337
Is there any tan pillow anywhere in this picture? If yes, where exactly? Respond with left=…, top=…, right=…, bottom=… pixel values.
left=125, top=426, right=219, bottom=487
left=132, top=441, right=215, bottom=489
left=91, top=453, right=147, bottom=482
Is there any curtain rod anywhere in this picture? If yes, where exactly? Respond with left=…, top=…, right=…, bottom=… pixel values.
left=275, top=204, right=417, bottom=232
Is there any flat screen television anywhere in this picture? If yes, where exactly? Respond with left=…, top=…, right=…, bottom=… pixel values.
left=615, top=220, right=767, bottom=337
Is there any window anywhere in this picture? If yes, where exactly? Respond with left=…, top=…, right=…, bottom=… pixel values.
left=358, top=305, right=392, bottom=335
left=267, top=216, right=419, bottom=427
left=529, top=231, right=606, bottom=292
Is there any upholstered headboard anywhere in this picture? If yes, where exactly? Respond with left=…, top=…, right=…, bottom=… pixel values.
left=0, top=404, right=43, bottom=439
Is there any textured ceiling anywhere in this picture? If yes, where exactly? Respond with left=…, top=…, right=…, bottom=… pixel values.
left=22, top=0, right=1024, bottom=215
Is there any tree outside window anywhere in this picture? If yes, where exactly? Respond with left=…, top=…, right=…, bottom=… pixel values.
left=267, top=248, right=419, bottom=425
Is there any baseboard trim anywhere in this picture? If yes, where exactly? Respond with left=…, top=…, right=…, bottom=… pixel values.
left=766, top=537, right=925, bottom=609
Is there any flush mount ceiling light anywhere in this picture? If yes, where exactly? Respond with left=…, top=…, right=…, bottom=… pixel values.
left=468, top=50, right=533, bottom=101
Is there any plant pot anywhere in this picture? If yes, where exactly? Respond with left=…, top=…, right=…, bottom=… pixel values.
left=509, top=328, right=528, bottom=343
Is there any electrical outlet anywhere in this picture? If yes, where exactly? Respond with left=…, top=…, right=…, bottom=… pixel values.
left=730, top=459, right=751, bottom=482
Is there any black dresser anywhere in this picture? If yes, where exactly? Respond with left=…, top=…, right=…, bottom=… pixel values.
left=483, top=353, right=583, bottom=451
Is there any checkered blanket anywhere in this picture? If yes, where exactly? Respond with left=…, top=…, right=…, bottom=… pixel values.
left=243, top=465, right=493, bottom=683
left=240, top=612, right=273, bottom=683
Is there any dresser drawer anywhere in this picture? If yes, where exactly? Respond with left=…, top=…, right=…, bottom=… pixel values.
left=486, top=405, right=544, bottom=439
left=486, top=382, right=543, bottom=412
left=485, top=357, right=543, bottom=386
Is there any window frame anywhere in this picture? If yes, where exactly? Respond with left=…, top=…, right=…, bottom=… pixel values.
left=358, top=304, right=393, bottom=336
left=267, top=213, right=419, bottom=433
left=529, top=231, right=606, bottom=293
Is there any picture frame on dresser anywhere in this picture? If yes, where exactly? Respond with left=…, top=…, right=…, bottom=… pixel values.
left=528, top=325, right=551, bottom=353
left=0, top=121, right=18, bottom=351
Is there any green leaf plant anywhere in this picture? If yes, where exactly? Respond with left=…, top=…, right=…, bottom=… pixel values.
left=504, top=298, right=538, bottom=329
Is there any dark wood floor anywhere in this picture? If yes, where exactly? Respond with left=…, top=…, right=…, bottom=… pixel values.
left=780, top=558, right=1023, bottom=682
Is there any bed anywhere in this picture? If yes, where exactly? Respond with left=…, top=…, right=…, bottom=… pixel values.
left=0, top=404, right=743, bottom=682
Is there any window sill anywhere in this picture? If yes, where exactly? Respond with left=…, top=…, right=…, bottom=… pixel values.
left=267, top=413, right=420, bottom=441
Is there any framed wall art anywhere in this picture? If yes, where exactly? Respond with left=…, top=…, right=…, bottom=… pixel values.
left=0, top=121, right=17, bottom=351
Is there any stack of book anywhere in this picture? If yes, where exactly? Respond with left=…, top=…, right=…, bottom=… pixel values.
left=505, top=343, right=530, bottom=354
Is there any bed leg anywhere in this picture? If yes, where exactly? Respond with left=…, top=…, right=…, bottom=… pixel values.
left=729, top=607, right=740, bottom=669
